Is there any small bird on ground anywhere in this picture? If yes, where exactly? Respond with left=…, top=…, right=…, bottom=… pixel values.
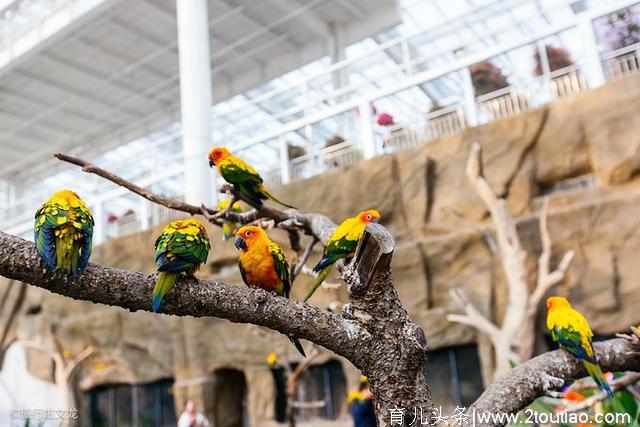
left=34, top=189, right=94, bottom=276
left=234, top=225, right=306, bottom=357
left=208, top=146, right=295, bottom=209
left=304, top=209, right=380, bottom=302
left=546, top=296, right=613, bottom=397
left=152, top=218, right=210, bottom=312
left=217, top=198, right=242, bottom=240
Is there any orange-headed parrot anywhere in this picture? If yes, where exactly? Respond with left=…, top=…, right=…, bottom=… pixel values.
left=304, top=209, right=380, bottom=302
left=34, top=189, right=94, bottom=276
left=152, top=218, right=211, bottom=312
left=234, top=225, right=305, bottom=356
left=208, top=146, right=295, bottom=209
left=546, top=296, right=613, bottom=397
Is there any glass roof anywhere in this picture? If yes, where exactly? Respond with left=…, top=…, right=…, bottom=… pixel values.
left=3, top=0, right=635, bottom=223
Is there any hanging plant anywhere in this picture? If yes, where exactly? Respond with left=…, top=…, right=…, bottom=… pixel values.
left=470, top=61, right=509, bottom=96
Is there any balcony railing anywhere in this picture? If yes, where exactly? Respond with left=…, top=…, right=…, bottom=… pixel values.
left=4, top=2, right=640, bottom=244
left=602, top=42, right=640, bottom=80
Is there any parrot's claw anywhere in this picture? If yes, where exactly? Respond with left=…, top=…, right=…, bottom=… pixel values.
left=250, top=288, right=268, bottom=311
left=541, top=374, right=565, bottom=395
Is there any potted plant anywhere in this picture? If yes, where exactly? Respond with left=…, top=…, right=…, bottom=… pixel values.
left=533, top=45, right=574, bottom=76
left=469, top=61, right=509, bottom=96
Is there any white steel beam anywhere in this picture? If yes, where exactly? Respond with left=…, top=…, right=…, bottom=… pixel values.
left=176, top=0, right=214, bottom=205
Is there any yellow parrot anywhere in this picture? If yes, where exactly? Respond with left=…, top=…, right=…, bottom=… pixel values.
left=546, top=296, right=613, bottom=397
left=304, top=209, right=380, bottom=302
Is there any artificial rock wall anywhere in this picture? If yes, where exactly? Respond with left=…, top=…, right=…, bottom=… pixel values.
left=1, top=73, right=639, bottom=425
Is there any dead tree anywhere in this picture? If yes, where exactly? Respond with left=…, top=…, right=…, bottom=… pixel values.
left=18, top=336, right=94, bottom=427
left=448, top=142, right=575, bottom=379
left=0, top=152, right=637, bottom=426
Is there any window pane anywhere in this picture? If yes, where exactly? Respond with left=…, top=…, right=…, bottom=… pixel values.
left=426, top=349, right=458, bottom=414
left=113, top=385, right=133, bottom=426
left=136, top=383, right=159, bottom=427
left=89, top=387, right=112, bottom=427
left=455, top=346, right=484, bottom=406
left=294, top=360, right=347, bottom=421
left=159, top=380, right=176, bottom=426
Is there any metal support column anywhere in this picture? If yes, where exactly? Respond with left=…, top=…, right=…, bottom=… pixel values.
left=577, top=15, right=605, bottom=87
left=358, top=100, right=376, bottom=160
left=461, top=67, right=479, bottom=127
left=176, top=0, right=214, bottom=205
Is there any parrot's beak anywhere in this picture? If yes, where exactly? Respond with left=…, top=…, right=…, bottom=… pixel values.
left=209, top=160, right=214, bottom=168
left=372, top=218, right=380, bottom=223
left=234, top=236, right=247, bottom=250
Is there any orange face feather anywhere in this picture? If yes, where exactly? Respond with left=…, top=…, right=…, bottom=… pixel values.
left=357, top=209, right=381, bottom=224
left=208, top=146, right=231, bottom=168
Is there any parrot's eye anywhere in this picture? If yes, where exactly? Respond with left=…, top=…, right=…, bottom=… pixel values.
left=366, top=215, right=372, bottom=220
left=245, top=231, right=252, bottom=237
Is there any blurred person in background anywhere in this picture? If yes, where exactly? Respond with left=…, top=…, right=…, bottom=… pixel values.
left=178, top=399, right=210, bottom=427
left=348, top=377, right=376, bottom=427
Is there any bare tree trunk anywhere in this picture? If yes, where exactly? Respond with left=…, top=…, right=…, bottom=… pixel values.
left=449, top=143, right=574, bottom=379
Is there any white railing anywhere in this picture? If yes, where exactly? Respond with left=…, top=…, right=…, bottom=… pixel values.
left=265, top=168, right=283, bottom=188
left=477, top=86, right=530, bottom=121
left=423, top=106, right=467, bottom=140
left=4, top=1, right=640, bottom=244
left=602, top=42, right=640, bottom=79
left=290, top=154, right=313, bottom=182
left=383, top=105, right=467, bottom=153
left=549, top=66, right=589, bottom=99
left=322, top=140, right=362, bottom=172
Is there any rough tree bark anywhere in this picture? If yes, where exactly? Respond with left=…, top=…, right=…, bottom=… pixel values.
left=0, top=153, right=638, bottom=426
left=448, top=142, right=575, bottom=379
left=0, top=226, right=433, bottom=426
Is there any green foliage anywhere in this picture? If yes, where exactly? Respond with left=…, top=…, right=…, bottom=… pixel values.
left=511, top=375, right=640, bottom=427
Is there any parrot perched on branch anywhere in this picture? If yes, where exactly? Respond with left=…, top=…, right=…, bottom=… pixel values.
left=152, top=218, right=211, bottom=312
left=234, top=225, right=306, bottom=357
left=34, top=189, right=94, bottom=276
left=546, top=296, right=613, bottom=397
left=208, top=146, right=295, bottom=209
left=304, top=209, right=380, bottom=302
left=217, top=198, right=242, bottom=240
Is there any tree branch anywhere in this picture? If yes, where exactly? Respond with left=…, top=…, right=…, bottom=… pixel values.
left=528, top=198, right=575, bottom=315
left=563, top=372, right=640, bottom=413
left=447, top=289, right=501, bottom=342
left=0, top=231, right=366, bottom=364
left=469, top=339, right=640, bottom=426
left=55, top=153, right=337, bottom=245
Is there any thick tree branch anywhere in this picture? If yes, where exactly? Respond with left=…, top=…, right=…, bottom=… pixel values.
left=0, top=231, right=367, bottom=364
left=469, top=338, right=640, bottom=426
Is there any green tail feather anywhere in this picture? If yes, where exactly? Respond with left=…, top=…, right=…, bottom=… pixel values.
left=260, top=185, right=296, bottom=209
left=152, top=271, right=179, bottom=312
left=303, top=265, right=332, bottom=302
left=584, top=360, right=613, bottom=397
left=55, top=234, right=80, bottom=276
